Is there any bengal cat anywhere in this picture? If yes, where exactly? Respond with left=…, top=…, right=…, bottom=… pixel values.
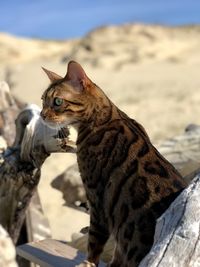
left=41, top=61, right=186, bottom=267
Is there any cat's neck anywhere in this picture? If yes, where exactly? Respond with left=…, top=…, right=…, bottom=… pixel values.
left=79, top=98, right=121, bottom=131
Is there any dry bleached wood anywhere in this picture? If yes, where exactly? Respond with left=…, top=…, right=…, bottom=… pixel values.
left=0, top=225, right=18, bottom=267
left=26, top=192, right=51, bottom=243
left=22, top=191, right=51, bottom=267
left=0, top=82, right=76, bottom=244
left=139, top=173, right=200, bottom=267
left=158, top=124, right=200, bottom=182
left=16, top=239, right=106, bottom=267
left=0, top=81, right=20, bottom=145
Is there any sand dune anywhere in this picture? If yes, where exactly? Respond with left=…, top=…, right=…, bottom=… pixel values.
left=1, top=24, right=200, bottom=67
left=0, top=32, right=78, bottom=65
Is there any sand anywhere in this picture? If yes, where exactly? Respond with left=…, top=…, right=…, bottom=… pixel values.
left=1, top=24, right=200, bottom=241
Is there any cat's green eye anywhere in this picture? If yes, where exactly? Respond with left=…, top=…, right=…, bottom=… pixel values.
left=54, top=97, right=63, bottom=106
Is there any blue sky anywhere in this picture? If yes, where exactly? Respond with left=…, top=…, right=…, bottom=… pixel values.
left=0, top=0, right=200, bottom=39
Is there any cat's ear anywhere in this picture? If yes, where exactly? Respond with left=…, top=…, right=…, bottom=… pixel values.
left=65, top=61, right=90, bottom=91
left=42, top=67, right=63, bottom=82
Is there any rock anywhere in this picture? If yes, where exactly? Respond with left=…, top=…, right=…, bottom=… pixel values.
left=51, top=163, right=87, bottom=207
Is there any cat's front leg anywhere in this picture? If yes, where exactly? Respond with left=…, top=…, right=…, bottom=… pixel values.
left=86, top=212, right=110, bottom=266
left=106, top=244, right=124, bottom=267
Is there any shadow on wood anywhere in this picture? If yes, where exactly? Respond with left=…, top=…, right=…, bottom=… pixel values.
left=0, top=225, right=18, bottom=267
left=17, top=239, right=106, bottom=267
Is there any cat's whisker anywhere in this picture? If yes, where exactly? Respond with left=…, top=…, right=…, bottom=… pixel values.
left=53, top=122, right=68, bottom=140
left=56, top=122, right=62, bottom=139
left=41, top=120, right=47, bottom=149
left=60, top=127, right=67, bottom=139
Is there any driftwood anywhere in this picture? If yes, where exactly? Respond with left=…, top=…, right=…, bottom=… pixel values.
left=0, top=81, right=21, bottom=145
left=158, top=124, right=200, bottom=182
left=0, top=225, right=18, bottom=267
left=25, top=192, right=51, bottom=243
left=139, top=173, right=200, bottom=267
left=16, top=239, right=106, bottom=267
left=0, top=82, right=76, bottom=244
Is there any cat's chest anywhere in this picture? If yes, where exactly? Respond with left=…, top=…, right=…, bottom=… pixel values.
left=77, top=143, right=108, bottom=183
left=77, top=126, right=124, bottom=170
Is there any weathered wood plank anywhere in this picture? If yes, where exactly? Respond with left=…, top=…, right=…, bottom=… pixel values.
left=0, top=81, right=20, bottom=146
left=16, top=239, right=106, bottom=267
left=26, top=192, right=52, bottom=267
left=139, top=173, right=200, bottom=267
left=26, top=192, right=51, bottom=243
left=158, top=124, right=200, bottom=181
left=0, top=225, right=18, bottom=267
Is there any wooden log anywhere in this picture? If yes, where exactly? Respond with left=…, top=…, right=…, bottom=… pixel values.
left=158, top=124, right=200, bottom=182
left=0, top=82, right=76, bottom=244
left=16, top=239, right=106, bottom=267
left=139, top=173, right=200, bottom=267
left=26, top=192, right=51, bottom=243
left=0, top=225, right=18, bottom=267
left=0, top=81, right=20, bottom=145
left=24, top=191, right=52, bottom=267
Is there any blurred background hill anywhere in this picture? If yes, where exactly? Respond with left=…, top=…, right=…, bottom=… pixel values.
left=1, top=0, right=200, bottom=241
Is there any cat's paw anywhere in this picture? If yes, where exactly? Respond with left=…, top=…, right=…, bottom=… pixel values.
left=75, top=260, right=96, bottom=267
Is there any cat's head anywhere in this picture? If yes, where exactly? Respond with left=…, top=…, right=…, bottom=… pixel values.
left=41, top=61, right=103, bottom=128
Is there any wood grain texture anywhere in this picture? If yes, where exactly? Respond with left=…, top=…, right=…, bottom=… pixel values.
left=26, top=192, right=51, bottom=243
left=158, top=124, right=200, bottom=181
left=139, top=173, right=200, bottom=267
left=17, top=239, right=106, bottom=267
left=0, top=225, right=18, bottom=267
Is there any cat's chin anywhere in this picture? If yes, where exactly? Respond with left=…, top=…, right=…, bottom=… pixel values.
left=40, top=118, right=68, bottom=130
